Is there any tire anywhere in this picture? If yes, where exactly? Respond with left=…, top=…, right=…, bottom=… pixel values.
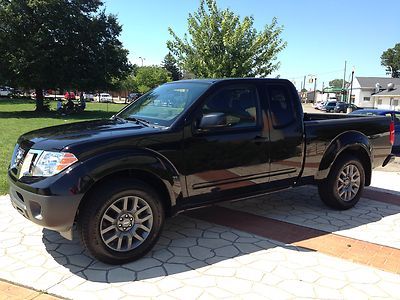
left=78, top=179, right=165, bottom=264
left=318, top=154, right=365, bottom=210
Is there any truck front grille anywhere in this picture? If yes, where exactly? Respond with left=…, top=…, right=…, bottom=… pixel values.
left=9, top=144, right=29, bottom=177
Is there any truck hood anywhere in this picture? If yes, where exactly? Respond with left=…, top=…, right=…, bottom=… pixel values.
left=18, top=119, right=161, bottom=152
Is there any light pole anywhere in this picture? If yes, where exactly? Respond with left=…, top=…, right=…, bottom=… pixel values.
left=308, top=74, right=317, bottom=103
left=342, top=60, right=347, bottom=101
left=138, top=57, right=145, bottom=67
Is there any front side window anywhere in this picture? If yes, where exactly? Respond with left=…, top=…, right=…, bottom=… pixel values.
left=118, top=82, right=210, bottom=126
left=200, top=85, right=259, bottom=128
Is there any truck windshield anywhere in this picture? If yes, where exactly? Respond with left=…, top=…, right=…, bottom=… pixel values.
left=118, top=82, right=210, bottom=126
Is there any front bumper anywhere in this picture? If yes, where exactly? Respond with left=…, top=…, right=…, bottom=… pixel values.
left=8, top=174, right=82, bottom=240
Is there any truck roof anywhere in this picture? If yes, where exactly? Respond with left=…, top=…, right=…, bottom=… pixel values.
left=169, top=78, right=291, bottom=85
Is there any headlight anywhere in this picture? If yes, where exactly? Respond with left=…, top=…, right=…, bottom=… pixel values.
left=19, top=150, right=78, bottom=177
left=32, top=151, right=78, bottom=176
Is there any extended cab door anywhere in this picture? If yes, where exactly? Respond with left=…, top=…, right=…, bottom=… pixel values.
left=183, top=82, right=270, bottom=202
left=263, top=82, right=304, bottom=187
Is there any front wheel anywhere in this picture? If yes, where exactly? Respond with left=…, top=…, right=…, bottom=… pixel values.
left=78, top=179, right=164, bottom=264
left=318, top=154, right=365, bottom=210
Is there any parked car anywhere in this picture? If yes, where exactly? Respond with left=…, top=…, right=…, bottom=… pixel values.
left=334, top=102, right=362, bottom=113
left=321, top=101, right=337, bottom=112
left=350, top=109, right=400, bottom=155
left=0, top=87, right=13, bottom=97
left=313, top=100, right=325, bottom=110
left=31, top=90, right=50, bottom=99
left=315, top=100, right=332, bottom=110
left=83, top=92, right=95, bottom=102
left=98, top=93, right=112, bottom=102
left=8, top=78, right=394, bottom=264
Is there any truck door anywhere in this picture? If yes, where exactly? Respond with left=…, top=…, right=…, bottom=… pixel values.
left=264, top=82, right=304, bottom=187
left=183, top=82, right=270, bottom=202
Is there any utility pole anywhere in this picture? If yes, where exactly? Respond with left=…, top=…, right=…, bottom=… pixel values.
left=342, top=60, right=347, bottom=101
left=303, top=76, right=306, bottom=91
left=313, top=77, right=317, bottom=103
left=348, top=67, right=355, bottom=104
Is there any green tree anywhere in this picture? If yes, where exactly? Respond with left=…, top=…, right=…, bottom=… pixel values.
left=0, top=0, right=131, bottom=111
left=162, top=52, right=182, bottom=81
left=329, top=79, right=348, bottom=88
left=135, top=66, right=172, bottom=93
left=167, top=0, right=286, bottom=78
left=381, top=43, right=400, bottom=78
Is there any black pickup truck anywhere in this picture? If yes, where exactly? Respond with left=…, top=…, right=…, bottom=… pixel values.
left=8, top=78, right=395, bottom=264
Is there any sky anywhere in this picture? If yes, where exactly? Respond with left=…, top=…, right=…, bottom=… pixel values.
left=103, top=0, right=399, bottom=91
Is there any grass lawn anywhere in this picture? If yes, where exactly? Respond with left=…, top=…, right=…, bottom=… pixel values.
left=0, top=98, right=126, bottom=195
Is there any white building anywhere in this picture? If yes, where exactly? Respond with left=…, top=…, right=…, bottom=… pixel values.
left=351, top=77, right=400, bottom=108
left=371, top=83, right=400, bottom=110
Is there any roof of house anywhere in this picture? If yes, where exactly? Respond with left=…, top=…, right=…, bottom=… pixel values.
left=356, top=77, right=400, bottom=88
left=373, top=85, right=400, bottom=96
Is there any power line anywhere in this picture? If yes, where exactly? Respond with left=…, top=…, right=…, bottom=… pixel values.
left=283, top=69, right=344, bottom=80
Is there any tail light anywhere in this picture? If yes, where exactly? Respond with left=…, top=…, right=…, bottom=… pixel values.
left=390, top=120, right=395, bottom=146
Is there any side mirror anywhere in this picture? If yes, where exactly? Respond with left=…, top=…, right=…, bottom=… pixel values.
left=198, top=112, right=228, bottom=129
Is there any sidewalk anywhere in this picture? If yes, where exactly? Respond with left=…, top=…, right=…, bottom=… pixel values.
left=0, top=170, right=399, bottom=299
left=0, top=280, right=60, bottom=300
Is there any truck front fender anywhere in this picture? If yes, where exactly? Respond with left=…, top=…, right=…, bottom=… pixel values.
left=79, top=148, right=182, bottom=208
left=315, top=131, right=372, bottom=183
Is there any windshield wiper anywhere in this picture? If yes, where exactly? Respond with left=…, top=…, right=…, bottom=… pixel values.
left=124, top=117, right=150, bottom=127
left=112, top=115, right=125, bottom=122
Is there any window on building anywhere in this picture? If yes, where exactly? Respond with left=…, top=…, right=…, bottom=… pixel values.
left=377, top=99, right=382, bottom=105
left=363, top=97, right=370, bottom=101
left=393, top=99, right=399, bottom=106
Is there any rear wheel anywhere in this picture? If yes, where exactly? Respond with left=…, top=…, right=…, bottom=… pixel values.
left=318, top=154, right=365, bottom=210
left=79, top=179, right=164, bottom=264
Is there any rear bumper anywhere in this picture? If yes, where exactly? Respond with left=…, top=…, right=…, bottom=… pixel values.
left=8, top=174, right=82, bottom=239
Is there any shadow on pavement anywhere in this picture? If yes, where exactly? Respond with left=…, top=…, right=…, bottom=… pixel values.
left=42, top=186, right=400, bottom=283
left=42, top=214, right=312, bottom=283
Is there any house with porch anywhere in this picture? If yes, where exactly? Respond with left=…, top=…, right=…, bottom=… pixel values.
left=350, top=77, right=400, bottom=109
left=371, top=83, right=400, bottom=110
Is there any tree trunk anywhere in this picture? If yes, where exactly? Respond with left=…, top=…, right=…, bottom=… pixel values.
left=35, top=88, right=44, bottom=112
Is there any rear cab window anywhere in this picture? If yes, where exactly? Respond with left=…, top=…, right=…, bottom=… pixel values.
left=266, top=84, right=296, bottom=128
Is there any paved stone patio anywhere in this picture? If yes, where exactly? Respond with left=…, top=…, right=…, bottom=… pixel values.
left=222, top=185, right=400, bottom=249
left=1, top=181, right=400, bottom=299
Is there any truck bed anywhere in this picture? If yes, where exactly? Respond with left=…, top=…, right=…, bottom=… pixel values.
left=302, top=112, right=392, bottom=181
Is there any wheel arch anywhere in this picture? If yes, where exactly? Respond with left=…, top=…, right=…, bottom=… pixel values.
left=316, top=131, right=372, bottom=186
left=75, top=149, right=183, bottom=223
